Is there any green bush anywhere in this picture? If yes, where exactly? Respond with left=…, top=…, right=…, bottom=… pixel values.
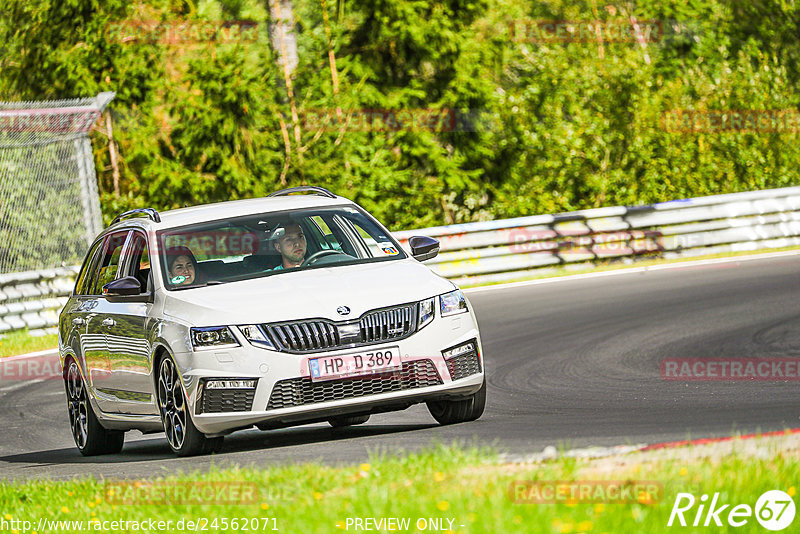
left=1, top=0, right=798, bottom=231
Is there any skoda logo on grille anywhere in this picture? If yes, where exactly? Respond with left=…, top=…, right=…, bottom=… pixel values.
left=336, top=306, right=351, bottom=316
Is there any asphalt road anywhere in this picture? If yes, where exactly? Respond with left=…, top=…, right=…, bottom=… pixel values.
left=2, top=254, right=799, bottom=480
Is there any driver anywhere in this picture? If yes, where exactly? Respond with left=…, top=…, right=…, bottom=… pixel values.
left=272, top=223, right=307, bottom=270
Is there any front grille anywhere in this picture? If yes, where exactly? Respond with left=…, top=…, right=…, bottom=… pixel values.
left=446, top=350, right=482, bottom=381
left=267, top=321, right=341, bottom=352
left=267, top=359, right=442, bottom=410
left=360, top=304, right=416, bottom=343
left=264, top=303, right=417, bottom=353
left=199, top=388, right=256, bottom=414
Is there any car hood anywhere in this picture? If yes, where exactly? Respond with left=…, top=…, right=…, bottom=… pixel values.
left=162, top=259, right=455, bottom=325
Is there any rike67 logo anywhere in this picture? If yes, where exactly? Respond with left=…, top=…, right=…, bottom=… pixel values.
left=668, top=490, right=795, bottom=531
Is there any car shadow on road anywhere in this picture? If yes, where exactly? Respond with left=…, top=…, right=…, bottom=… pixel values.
left=0, top=422, right=439, bottom=467
left=219, top=422, right=440, bottom=455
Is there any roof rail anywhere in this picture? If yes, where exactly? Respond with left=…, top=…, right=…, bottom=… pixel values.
left=267, top=186, right=337, bottom=199
left=110, top=208, right=162, bottom=226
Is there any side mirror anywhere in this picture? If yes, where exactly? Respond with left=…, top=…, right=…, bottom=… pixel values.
left=408, top=236, right=440, bottom=262
left=103, top=276, right=142, bottom=296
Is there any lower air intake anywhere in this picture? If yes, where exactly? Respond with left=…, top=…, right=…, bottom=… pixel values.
left=267, top=359, right=442, bottom=410
left=199, top=389, right=255, bottom=414
left=445, top=350, right=482, bottom=381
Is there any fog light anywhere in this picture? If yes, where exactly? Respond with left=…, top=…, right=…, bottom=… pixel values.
left=205, top=379, right=257, bottom=389
left=443, top=341, right=475, bottom=359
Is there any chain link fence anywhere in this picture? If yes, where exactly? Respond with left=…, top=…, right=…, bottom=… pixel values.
left=0, top=92, right=113, bottom=274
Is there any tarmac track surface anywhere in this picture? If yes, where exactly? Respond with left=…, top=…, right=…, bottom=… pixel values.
left=1, top=254, right=798, bottom=480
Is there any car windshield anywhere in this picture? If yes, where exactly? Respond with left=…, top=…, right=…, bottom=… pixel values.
left=157, top=206, right=407, bottom=290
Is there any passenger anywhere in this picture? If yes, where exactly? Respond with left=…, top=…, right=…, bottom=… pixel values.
left=166, top=246, right=203, bottom=286
left=272, top=223, right=307, bottom=270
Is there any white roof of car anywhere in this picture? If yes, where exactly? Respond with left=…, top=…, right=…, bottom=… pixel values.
left=109, top=193, right=355, bottom=232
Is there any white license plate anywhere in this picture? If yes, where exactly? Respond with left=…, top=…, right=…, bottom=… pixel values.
left=309, top=347, right=401, bottom=382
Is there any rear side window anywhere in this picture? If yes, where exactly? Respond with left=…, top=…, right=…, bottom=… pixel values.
left=74, top=240, right=103, bottom=296
left=89, top=232, right=130, bottom=295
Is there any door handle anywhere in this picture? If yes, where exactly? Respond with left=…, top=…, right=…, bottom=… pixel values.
left=102, top=318, right=116, bottom=328
left=72, top=318, right=85, bottom=326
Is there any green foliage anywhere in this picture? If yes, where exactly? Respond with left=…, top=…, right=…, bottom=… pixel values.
left=1, top=0, right=799, bottom=231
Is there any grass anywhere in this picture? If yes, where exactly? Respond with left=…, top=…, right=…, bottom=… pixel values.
left=1, top=443, right=797, bottom=533
left=0, top=330, right=58, bottom=359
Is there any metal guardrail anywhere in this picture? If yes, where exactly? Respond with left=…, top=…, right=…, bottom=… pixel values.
left=394, top=186, right=800, bottom=286
left=2, top=186, right=800, bottom=335
left=0, top=267, right=79, bottom=335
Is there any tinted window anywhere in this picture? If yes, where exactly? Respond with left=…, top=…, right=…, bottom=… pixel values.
left=74, top=240, right=103, bottom=296
left=89, top=232, right=130, bottom=295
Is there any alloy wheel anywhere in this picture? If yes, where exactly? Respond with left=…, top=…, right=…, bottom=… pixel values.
left=66, top=361, right=88, bottom=449
left=157, top=357, right=187, bottom=450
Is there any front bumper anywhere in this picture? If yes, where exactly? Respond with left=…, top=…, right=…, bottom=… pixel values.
left=173, top=313, right=484, bottom=435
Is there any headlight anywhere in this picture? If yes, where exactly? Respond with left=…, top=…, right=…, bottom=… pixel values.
left=440, top=289, right=468, bottom=317
left=238, top=324, right=277, bottom=350
left=418, top=297, right=435, bottom=330
left=190, top=327, right=239, bottom=350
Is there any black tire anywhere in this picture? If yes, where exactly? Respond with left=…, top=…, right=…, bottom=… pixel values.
left=465, top=377, right=487, bottom=422
left=64, top=359, right=124, bottom=456
left=427, top=377, right=487, bottom=425
left=156, top=355, right=220, bottom=457
left=328, top=414, right=370, bottom=428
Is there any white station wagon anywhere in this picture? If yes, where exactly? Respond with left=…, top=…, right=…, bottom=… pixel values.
left=59, top=187, right=486, bottom=456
